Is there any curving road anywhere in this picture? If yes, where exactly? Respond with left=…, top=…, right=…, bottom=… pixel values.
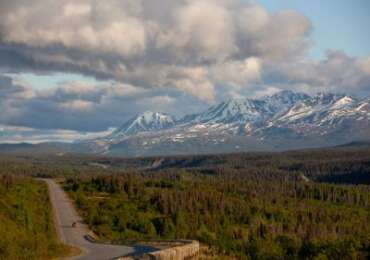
left=43, top=179, right=154, bottom=260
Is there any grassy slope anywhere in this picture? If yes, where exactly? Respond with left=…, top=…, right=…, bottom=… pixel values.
left=0, top=177, right=70, bottom=260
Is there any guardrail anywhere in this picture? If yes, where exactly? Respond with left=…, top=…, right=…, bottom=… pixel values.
left=117, top=240, right=199, bottom=260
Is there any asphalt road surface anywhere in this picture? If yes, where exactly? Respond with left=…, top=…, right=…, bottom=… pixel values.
left=43, top=179, right=154, bottom=260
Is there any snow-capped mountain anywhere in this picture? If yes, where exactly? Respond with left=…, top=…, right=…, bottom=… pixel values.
left=181, top=90, right=310, bottom=126
left=268, top=94, right=365, bottom=131
left=110, top=111, right=175, bottom=136
left=84, top=91, right=370, bottom=156
left=265, top=90, right=311, bottom=115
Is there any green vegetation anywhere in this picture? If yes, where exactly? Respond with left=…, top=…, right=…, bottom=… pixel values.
left=65, top=173, right=370, bottom=259
left=0, top=175, right=69, bottom=259
left=1, top=148, right=370, bottom=259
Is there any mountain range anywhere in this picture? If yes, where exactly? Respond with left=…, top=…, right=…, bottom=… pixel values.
left=78, top=90, right=370, bottom=156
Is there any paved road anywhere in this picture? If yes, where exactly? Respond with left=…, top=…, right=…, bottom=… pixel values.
left=43, top=179, right=154, bottom=260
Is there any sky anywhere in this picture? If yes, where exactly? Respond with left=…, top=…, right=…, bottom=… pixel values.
left=257, top=0, right=370, bottom=58
left=0, top=0, right=369, bottom=142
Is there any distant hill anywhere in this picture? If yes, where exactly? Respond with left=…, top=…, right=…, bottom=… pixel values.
left=0, top=142, right=73, bottom=155
left=335, top=141, right=370, bottom=148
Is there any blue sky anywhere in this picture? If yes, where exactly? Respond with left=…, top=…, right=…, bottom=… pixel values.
left=256, top=0, right=370, bottom=58
left=6, top=72, right=101, bottom=90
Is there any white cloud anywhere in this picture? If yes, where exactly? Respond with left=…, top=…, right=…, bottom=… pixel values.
left=0, top=0, right=369, bottom=135
left=158, top=0, right=237, bottom=62
left=59, top=100, right=95, bottom=112
left=1, top=0, right=146, bottom=58
left=0, top=0, right=312, bottom=101
left=268, top=51, right=370, bottom=95
left=210, top=57, right=262, bottom=87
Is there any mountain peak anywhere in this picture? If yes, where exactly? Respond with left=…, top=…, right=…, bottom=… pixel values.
left=268, top=90, right=310, bottom=103
left=271, top=89, right=297, bottom=97
left=191, top=97, right=267, bottom=125
left=314, top=92, right=346, bottom=104
left=331, top=95, right=357, bottom=109
left=111, top=111, right=175, bottom=136
left=140, top=111, right=172, bottom=121
left=86, top=90, right=370, bottom=156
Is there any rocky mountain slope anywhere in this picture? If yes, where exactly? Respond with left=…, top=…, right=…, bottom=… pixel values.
left=82, top=91, right=370, bottom=156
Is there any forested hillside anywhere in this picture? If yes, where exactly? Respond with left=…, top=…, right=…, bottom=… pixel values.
left=0, top=176, right=70, bottom=259
left=64, top=172, right=370, bottom=259
left=0, top=148, right=369, bottom=259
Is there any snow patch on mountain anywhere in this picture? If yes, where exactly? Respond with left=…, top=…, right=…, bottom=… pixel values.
left=85, top=91, right=370, bottom=156
left=110, top=111, right=175, bottom=136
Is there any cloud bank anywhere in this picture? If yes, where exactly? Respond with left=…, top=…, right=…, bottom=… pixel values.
left=0, top=0, right=369, bottom=134
left=0, top=0, right=311, bottom=102
left=0, top=74, right=207, bottom=131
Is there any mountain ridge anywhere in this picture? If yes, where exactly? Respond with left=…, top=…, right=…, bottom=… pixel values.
left=81, top=90, right=370, bottom=156
left=109, top=111, right=176, bottom=137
